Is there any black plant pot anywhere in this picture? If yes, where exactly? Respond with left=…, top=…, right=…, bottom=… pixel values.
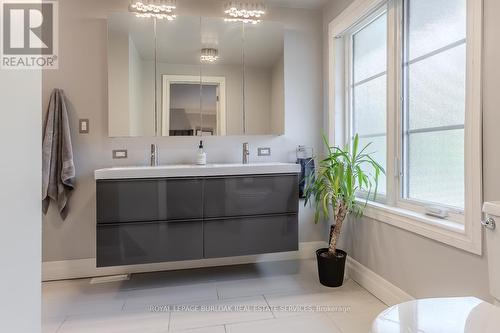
left=316, top=248, right=347, bottom=287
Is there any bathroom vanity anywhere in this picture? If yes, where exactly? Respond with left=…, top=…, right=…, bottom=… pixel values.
left=101, top=12, right=297, bottom=269
left=95, top=163, right=300, bottom=267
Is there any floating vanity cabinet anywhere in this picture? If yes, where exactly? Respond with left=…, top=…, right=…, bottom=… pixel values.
left=95, top=164, right=300, bottom=268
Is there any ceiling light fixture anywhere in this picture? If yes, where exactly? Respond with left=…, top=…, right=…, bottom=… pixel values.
left=223, top=1, right=266, bottom=24
left=200, top=48, right=219, bottom=64
left=129, top=0, right=177, bottom=20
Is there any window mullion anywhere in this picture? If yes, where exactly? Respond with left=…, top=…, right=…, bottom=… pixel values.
left=385, top=0, right=398, bottom=206
left=344, top=36, right=353, bottom=147
left=399, top=0, right=410, bottom=205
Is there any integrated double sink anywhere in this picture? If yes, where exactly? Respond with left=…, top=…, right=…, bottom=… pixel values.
left=95, top=162, right=301, bottom=179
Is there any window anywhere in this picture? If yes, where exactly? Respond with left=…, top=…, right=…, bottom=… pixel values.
left=350, top=12, right=388, bottom=196
left=402, top=0, right=466, bottom=210
left=329, top=0, right=482, bottom=254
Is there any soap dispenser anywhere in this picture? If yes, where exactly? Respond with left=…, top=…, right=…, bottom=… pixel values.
left=196, top=140, right=207, bottom=165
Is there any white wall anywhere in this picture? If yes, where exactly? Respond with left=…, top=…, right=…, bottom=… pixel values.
left=0, top=63, right=42, bottom=331
left=42, top=0, right=336, bottom=263
left=324, top=0, right=497, bottom=301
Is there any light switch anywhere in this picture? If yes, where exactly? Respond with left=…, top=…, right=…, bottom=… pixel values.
left=258, top=148, right=271, bottom=156
left=79, top=119, right=89, bottom=134
left=112, top=150, right=128, bottom=159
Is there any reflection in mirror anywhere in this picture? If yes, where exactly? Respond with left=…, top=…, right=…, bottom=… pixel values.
left=200, top=18, right=244, bottom=136
left=244, top=22, right=284, bottom=135
left=108, top=14, right=285, bottom=137
left=156, top=16, right=203, bottom=136
left=164, top=76, right=226, bottom=136
left=108, top=13, right=155, bottom=137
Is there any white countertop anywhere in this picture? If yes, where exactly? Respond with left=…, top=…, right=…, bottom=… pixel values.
left=95, top=162, right=301, bottom=180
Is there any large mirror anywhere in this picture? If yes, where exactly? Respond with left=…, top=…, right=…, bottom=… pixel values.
left=108, top=13, right=284, bottom=137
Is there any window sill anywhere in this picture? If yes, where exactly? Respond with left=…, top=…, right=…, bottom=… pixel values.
left=358, top=200, right=481, bottom=255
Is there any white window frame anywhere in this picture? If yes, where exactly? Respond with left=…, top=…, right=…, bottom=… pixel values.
left=327, top=0, right=483, bottom=254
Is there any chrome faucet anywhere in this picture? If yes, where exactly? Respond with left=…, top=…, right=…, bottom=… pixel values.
left=150, top=144, right=159, bottom=166
left=242, top=142, right=250, bottom=164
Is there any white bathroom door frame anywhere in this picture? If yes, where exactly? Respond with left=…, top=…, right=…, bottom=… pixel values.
left=162, top=74, right=227, bottom=136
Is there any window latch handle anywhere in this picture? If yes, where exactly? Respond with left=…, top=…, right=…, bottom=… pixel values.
left=481, top=218, right=496, bottom=230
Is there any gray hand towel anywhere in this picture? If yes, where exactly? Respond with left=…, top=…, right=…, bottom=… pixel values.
left=42, top=89, right=75, bottom=220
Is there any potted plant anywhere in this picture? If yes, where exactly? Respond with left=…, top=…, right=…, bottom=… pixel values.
left=304, top=134, right=384, bottom=287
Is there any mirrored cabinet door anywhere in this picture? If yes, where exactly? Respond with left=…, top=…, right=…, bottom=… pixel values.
left=243, top=22, right=284, bottom=135
left=156, top=16, right=202, bottom=137
left=108, top=13, right=156, bottom=137
left=200, top=18, right=244, bottom=136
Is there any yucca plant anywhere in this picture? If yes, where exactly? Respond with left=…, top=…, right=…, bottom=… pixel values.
left=305, top=134, right=385, bottom=258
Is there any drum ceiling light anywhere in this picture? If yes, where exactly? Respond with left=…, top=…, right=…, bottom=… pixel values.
left=200, top=48, right=219, bottom=64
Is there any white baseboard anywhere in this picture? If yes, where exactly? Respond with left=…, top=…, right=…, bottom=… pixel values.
left=42, top=241, right=326, bottom=282
left=346, top=257, right=414, bottom=306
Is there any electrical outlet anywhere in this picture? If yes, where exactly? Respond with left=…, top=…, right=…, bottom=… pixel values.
left=79, top=119, right=89, bottom=134
left=112, top=150, right=128, bottom=159
left=258, top=148, right=271, bottom=156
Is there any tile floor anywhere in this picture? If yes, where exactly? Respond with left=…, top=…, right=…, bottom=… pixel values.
left=42, top=259, right=387, bottom=333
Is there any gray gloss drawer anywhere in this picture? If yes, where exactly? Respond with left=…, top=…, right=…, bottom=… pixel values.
left=96, top=220, right=203, bottom=267
left=203, top=175, right=299, bottom=218
left=96, top=178, right=202, bottom=223
left=204, top=214, right=298, bottom=258
left=165, top=178, right=204, bottom=220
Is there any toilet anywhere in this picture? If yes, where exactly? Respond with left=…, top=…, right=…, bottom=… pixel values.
left=370, top=202, right=500, bottom=333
